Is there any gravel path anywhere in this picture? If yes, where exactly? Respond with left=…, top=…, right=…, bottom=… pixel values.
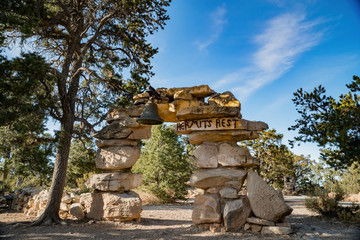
left=0, top=196, right=359, bottom=240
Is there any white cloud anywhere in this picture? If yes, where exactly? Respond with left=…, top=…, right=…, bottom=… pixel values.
left=214, top=12, right=324, bottom=101
left=195, top=5, right=227, bottom=52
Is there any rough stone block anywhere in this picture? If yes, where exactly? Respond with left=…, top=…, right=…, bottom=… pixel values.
left=82, top=191, right=142, bottom=221
left=219, top=187, right=238, bottom=199
left=218, top=143, right=249, bottom=166
left=102, top=191, right=142, bottom=221
left=129, top=104, right=145, bottom=117
left=133, top=92, right=149, bottom=101
left=86, top=172, right=142, bottom=191
left=247, top=121, right=268, bottom=131
left=107, top=108, right=129, bottom=123
left=157, top=103, right=178, bottom=122
left=93, top=122, right=132, bottom=140
left=192, top=194, right=221, bottom=224
left=167, top=85, right=215, bottom=98
left=69, top=203, right=85, bottom=220
left=208, top=91, right=241, bottom=108
left=177, top=106, right=240, bottom=121
left=189, top=168, right=247, bottom=190
left=193, top=143, right=219, bottom=168
left=247, top=171, right=293, bottom=222
left=223, top=196, right=252, bottom=231
left=189, top=130, right=258, bottom=145
left=95, top=146, right=140, bottom=170
left=250, top=224, right=263, bottom=232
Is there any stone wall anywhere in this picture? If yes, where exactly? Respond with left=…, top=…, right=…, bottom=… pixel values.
left=11, top=188, right=86, bottom=220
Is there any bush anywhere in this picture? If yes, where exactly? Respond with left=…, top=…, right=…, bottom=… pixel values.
left=305, top=185, right=360, bottom=222
left=336, top=204, right=360, bottom=222
left=0, top=179, right=12, bottom=193
left=339, top=162, right=360, bottom=194
left=305, top=186, right=341, bottom=216
left=75, top=172, right=96, bottom=193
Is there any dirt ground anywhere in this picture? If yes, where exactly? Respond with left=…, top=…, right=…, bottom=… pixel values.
left=0, top=196, right=359, bottom=240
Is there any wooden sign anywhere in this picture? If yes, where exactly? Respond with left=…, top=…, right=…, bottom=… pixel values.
left=176, top=118, right=247, bottom=134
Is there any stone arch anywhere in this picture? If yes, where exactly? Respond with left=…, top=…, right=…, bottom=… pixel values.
left=88, top=85, right=293, bottom=231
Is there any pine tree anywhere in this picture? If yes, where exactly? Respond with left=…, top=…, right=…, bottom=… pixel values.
left=133, top=125, right=193, bottom=203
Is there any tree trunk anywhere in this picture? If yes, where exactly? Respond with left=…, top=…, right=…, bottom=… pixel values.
left=2, top=160, right=8, bottom=181
left=32, top=119, right=73, bottom=225
left=2, top=150, right=10, bottom=181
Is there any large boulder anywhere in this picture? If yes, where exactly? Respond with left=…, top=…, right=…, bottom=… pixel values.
left=69, top=203, right=85, bottom=220
left=247, top=171, right=293, bottom=222
left=81, top=191, right=142, bottom=221
left=217, top=143, right=250, bottom=166
left=223, top=196, right=252, bottom=231
left=92, top=122, right=131, bottom=140
left=192, top=194, right=221, bottom=224
left=189, top=168, right=247, bottom=190
left=192, top=143, right=219, bottom=168
left=95, top=146, right=140, bottom=170
left=93, top=121, right=151, bottom=140
left=102, top=191, right=142, bottom=221
left=86, top=172, right=142, bottom=191
left=208, top=91, right=241, bottom=108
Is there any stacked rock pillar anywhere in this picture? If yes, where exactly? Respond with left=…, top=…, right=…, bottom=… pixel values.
left=85, top=105, right=150, bottom=221
left=176, top=113, right=269, bottom=230
left=172, top=88, right=293, bottom=232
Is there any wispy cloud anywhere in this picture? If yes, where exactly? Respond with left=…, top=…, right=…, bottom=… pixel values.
left=194, top=5, right=227, bottom=52
left=214, top=12, right=325, bottom=101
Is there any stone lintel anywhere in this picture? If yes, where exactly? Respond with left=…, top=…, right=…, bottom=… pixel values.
left=176, top=118, right=246, bottom=134
left=176, top=118, right=268, bottom=134
left=189, top=130, right=259, bottom=145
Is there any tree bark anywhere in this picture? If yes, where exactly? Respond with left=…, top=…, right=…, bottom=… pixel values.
left=32, top=118, right=73, bottom=225
left=2, top=157, right=9, bottom=181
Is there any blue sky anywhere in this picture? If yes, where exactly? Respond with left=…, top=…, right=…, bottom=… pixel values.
left=148, top=0, right=360, bottom=160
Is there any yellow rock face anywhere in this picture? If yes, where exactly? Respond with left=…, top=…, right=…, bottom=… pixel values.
left=177, top=106, right=241, bottom=120
left=170, top=100, right=204, bottom=113
left=168, top=85, right=215, bottom=99
left=157, top=100, right=205, bottom=122
left=133, top=92, right=149, bottom=101
left=157, top=103, right=178, bottom=122
left=208, top=91, right=241, bottom=108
